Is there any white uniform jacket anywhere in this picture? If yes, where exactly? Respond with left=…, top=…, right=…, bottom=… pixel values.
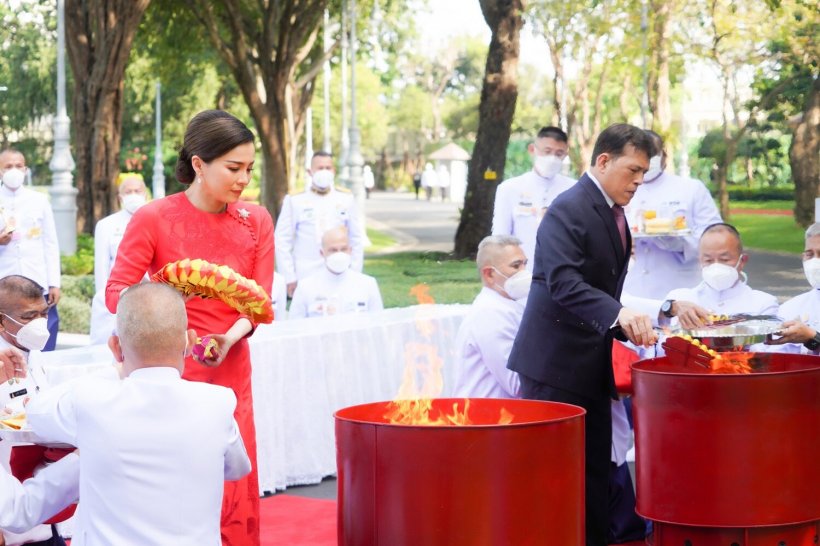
left=666, top=281, right=779, bottom=319
left=491, top=170, right=576, bottom=270
left=272, top=273, right=288, bottom=321
left=89, top=210, right=134, bottom=344
left=26, top=367, right=251, bottom=546
left=624, top=173, right=722, bottom=299
left=288, top=268, right=383, bottom=320
left=275, top=189, right=364, bottom=284
left=0, top=186, right=60, bottom=291
left=0, top=453, right=79, bottom=534
left=773, top=288, right=820, bottom=354
left=452, top=287, right=522, bottom=399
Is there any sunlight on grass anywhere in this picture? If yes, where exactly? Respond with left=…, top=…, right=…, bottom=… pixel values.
left=732, top=214, right=804, bottom=254
left=365, top=252, right=480, bottom=308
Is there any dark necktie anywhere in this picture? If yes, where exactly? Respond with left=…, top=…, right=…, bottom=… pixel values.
left=612, top=204, right=627, bottom=252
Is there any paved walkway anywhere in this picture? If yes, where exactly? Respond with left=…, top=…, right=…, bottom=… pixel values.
left=365, top=191, right=805, bottom=302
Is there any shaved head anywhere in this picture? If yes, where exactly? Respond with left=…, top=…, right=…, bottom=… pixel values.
left=476, top=235, right=523, bottom=270
left=115, top=283, right=189, bottom=368
left=321, top=226, right=350, bottom=254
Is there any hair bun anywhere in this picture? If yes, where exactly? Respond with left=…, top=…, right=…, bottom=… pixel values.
left=175, top=147, right=196, bottom=184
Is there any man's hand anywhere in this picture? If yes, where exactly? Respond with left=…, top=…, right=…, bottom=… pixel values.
left=670, top=300, right=712, bottom=330
left=47, top=287, right=61, bottom=306
left=767, top=320, right=814, bottom=345
left=286, top=282, right=297, bottom=299
left=617, top=307, right=658, bottom=347
left=0, top=230, right=12, bottom=246
left=0, top=346, right=26, bottom=383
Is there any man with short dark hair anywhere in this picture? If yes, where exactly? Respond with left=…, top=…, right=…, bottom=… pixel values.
left=624, top=130, right=722, bottom=300
left=492, top=126, right=575, bottom=270
left=0, top=150, right=61, bottom=351
left=508, top=123, right=657, bottom=546
left=275, top=151, right=364, bottom=298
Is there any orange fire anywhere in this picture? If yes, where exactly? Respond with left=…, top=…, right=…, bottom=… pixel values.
left=383, top=284, right=513, bottom=426
left=708, top=352, right=753, bottom=374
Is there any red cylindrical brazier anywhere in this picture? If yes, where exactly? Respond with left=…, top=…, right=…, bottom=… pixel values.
left=335, top=398, right=586, bottom=546
left=633, top=353, right=820, bottom=545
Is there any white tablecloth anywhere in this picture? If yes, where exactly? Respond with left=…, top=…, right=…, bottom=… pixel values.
left=29, top=304, right=470, bottom=494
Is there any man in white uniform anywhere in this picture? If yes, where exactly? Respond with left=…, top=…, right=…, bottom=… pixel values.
left=624, top=131, right=722, bottom=299
left=89, top=175, right=148, bottom=344
left=767, top=223, right=820, bottom=354
left=26, top=283, right=251, bottom=546
left=452, top=235, right=528, bottom=398
left=275, top=151, right=364, bottom=298
left=492, top=126, right=575, bottom=270
left=0, top=347, right=79, bottom=540
left=289, top=227, right=383, bottom=319
left=665, top=223, right=779, bottom=318
left=0, top=150, right=61, bottom=351
left=0, top=276, right=69, bottom=546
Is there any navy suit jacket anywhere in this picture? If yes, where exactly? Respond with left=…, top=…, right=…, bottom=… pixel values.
left=508, top=174, right=631, bottom=400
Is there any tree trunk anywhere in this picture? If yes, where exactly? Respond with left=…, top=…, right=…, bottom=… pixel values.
left=792, top=77, right=820, bottom=228
left=65, top=0, right=151, bottom=233
left=716, top=137, right=738, bottom=220
left=453, top=0, right=525, bottom=259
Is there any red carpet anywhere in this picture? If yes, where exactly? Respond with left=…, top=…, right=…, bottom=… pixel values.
left=258, top=495, right=647, bottom=545
left=260, top=495, right=336, bottom=546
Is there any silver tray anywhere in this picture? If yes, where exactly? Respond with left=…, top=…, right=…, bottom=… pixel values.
left=682, top=319, right=783, bottom=350
left=633, top=229, right=692, bottom=239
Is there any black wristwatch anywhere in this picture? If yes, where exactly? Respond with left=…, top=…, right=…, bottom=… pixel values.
left=661, top=299, right=675, bottom=318
left=803, top=331, right=820, bottom=352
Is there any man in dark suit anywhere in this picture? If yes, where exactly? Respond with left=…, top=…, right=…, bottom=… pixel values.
left=508, top=123, right=658, bottom=546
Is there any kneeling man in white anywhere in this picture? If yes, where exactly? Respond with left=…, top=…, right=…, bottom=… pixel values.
left=26, top=283, right=251, bottom=546
left=289, top=226, right=383, bottom=319
left=452, top=235, right=530, bottom=398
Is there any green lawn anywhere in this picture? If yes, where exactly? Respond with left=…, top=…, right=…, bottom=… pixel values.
left=364, top=251, right=480, bottom=308
left=731, top=214, right=805, bottom=254
left=365, top=227, right=396, bottom=253
left=728, top=200, right=793, bottom=211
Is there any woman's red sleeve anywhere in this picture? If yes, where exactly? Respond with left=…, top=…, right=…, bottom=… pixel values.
left=105, top=207, right=158, bottom=313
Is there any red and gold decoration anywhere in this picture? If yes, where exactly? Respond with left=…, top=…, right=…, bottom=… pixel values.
left=151, top=258, right=273, bottom=324
left=192, top=335, right=221, bottom=364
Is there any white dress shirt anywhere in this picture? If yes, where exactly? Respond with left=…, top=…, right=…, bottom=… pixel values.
left=26, top=366, right=251, bottom=546
left=666, top=281, right=779, bottom=318
left=0, top=186, right=60, bottom=291
left=274, top=189, right=364, bottom=283
left=288, top=267, right=383, bottom=319
left=89, top=210, right=134, bottom=344
left=0, top=452, right=79, bottom=535
left=624, top=172, right=722, bottom=299
left=452, top=287, right=522, bottom=398
left=272, top=273, right=288, bottom=321
left=773, top=288, right=820, bottom=354
left=492, top=170, right=576, bottom=269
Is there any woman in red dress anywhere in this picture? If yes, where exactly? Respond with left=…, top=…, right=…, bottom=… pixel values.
left=106, top=110, right=272, bottom=546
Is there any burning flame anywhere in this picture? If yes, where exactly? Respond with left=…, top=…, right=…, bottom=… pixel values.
left=708, top=352, right=753, bottom=374
left=383, top=283, right=513, bottom=426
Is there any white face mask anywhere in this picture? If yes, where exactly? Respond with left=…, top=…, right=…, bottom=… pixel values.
left=325, top=251, right=351, bottom=274
left=533, top=154, right=563, bottom=179
left=493, top=268, right=532, bottom=301
left=2, top=315, right=50, bottom=351
left=803, top=258, right=820, bottom=289
left=121, top=193, right=146, bottom=214
left=2, top=168, right=25, bottom=190
left=311, top=169, right=334, bottom=190
left=701, top=259, right=741, bottom=292
left=644, top=155, right=663, bottom=182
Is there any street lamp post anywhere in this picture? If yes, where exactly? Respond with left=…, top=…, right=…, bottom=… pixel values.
left=322, top=9, right=332, bottom=154
left=152, top=81, right=166, bottom=199
left=346, top=0, right=367, bottom=236
left=339, top=0, right=350, bottom=183
left=49, top=0, right=77, bottom=255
